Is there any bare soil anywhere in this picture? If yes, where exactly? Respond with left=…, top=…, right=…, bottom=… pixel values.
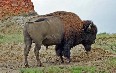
left=0, top=43, right=116, bottom=73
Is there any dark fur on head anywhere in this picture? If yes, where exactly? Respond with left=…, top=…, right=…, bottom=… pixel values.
left=82, top=20, right=97, bottom=34
left=82, top=20, right=97, bottom=52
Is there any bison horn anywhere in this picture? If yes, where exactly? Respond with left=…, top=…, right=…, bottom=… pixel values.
left=88, top=24, right=92, bottom=29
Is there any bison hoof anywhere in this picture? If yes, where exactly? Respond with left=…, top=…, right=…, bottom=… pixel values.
left=61, top=61, right=64, bottom=64
left=24, top=63, right=29, bottom=67
left=65, top=58, right=71, bottom=63
left=66, top=60, right=70, bottom=63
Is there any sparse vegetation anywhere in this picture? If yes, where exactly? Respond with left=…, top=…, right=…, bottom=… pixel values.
left=20, top=66, right=96, bottom=73
left=93, top=32, right=116, bottom=53
left=0, top=22, right=23, bottom=43
left=70, top=66, right=96, bottom=73
left=0, top=33, right=23, bottom=43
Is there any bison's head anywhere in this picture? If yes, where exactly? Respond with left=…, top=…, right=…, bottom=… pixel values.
left=82, top=20, right=97, bottom=52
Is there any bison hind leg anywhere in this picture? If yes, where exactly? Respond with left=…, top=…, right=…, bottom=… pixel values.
left=24, top=36, right=32, bottom=67
left=34, top=43, right=42, bottom=67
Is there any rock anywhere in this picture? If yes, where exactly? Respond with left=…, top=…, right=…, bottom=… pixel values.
left=0, top=0, right=34, bottom=19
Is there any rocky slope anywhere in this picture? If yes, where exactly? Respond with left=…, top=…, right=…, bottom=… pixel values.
left=0, top=0, right=34, bottom=19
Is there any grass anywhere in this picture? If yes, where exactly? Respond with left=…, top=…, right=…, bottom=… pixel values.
left=20, top=58, right=116, bottom=73
left=107, top=57, right=116, bottom=66
left=0, top=23, right=23, bottom=43
left=70, top=66, right=96, bottom=73
left=0, top=33, right=23, bottom=43
left=20, top=67, right=62, bottom=73
left=20, top=66, right=96, bottom=73
left=93, top=32, right=116, bottom=53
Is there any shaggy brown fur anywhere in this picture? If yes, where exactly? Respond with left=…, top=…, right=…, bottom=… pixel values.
left=43, top=11, right=83, bottom=41
left=82, top=20, right=97, bottom=34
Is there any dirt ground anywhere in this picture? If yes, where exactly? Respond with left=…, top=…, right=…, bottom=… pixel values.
left=0, top=43, right=116, bottom=73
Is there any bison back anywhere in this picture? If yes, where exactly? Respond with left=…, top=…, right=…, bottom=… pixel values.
left=24, top=16, right=64, bottom=46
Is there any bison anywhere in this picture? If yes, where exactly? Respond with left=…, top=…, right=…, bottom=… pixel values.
left=23, top=11, right=97, bottom=67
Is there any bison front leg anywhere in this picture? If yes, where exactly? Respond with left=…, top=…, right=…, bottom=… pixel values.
left=55, top=44, right=64, bottom=63
left=63, top=40, right=72, bottom=63
left=63, top=45, right=71, bottom=63
left=34, top=44, right=42, bottom=67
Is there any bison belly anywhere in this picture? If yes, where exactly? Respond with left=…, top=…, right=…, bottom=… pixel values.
left=42, top=34, right=63, bottom=46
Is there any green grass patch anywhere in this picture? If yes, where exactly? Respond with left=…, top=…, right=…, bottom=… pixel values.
left=43, top=66, right=64, bottom=73
left=70, top=66, right=96, bottom=73
left=0, top=33, right=23, bottom=43
left=20, top=66, right=97, bottom=73
left=93, top=33, right=116, bottom=53
left=20, top=67, right=64, bottom=73
left=107, top=57, right=116, bottom=66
